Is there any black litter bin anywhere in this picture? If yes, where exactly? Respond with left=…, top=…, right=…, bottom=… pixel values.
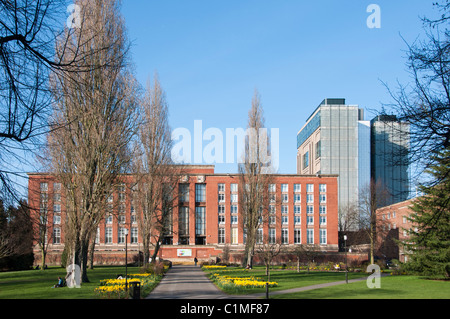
left=129, top=282, right=141, bottom=299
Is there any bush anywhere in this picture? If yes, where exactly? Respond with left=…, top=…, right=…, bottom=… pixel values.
left=140, top=261, right=165, bottom=276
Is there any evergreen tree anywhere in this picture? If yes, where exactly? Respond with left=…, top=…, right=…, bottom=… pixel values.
left=403, top=148, right=450, bottom=279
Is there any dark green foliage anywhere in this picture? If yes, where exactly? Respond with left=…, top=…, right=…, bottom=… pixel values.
left=403, top=148, right=450, bottom=279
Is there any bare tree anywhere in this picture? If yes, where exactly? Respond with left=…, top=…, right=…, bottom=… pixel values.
left=255, top=234, right=283, bottom=281
left=44, top=0, right=138, bottom=282
left=380, top=1, right=450, bottom=180
left=132, top=75, right=180, bottom=266
left=238, top=90, right=274, bottom=268
left=359, top=179, right=390, bottom=265
left=0, top=0, right=109, bottom=203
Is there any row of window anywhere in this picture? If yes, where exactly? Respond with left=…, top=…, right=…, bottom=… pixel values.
left=218, top=204, right=327, bottom=215
left=218, top=228, right=327, bottom=245
left=51, top=227, right=140, bottom=245
left=219, top=215, right=327, bottom=226
left=218, top=183, right=327, bottom=193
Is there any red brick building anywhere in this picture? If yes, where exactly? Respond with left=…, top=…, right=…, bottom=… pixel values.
left=28, top=165, right=339, bottom=265
left=376, top=198, right=416, bottom=263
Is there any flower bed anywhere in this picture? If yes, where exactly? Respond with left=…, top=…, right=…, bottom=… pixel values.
left=95, top=273, right=162, bottom=299
left=208, top=272, right=278, bottom=292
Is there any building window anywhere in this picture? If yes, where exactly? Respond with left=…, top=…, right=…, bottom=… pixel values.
left=320, top=216, right=327, bottom=225
left=294, top=205, right=301, bottom=215
left=294, top=184, right=301, bottom=193
left=269, top=184, right=276, bottom=192
left=294, top=229, right=301, bottom=244
left=257, top=228, right=263, bottom=244
left=282, top=194, right=288, bottom=203
left=218, top=183, right=225, bottom=192
left=195, top=184, right=206, bottom=202
left=105, top=227, right=112, bottom=244
left=282, top=229, right=288, bottom=244
left=118, top=215, right=126, bottom=224
left=53, top=193, right=61, bottom=202
left=294, top=216, right=301, bottom=225
left=231, top=194, right=238, bottom=203
left=282, top=216, right=288, bottom=225
left=218, top=215, right=225, bottom=224
left=269, top=205, right=276, bottom=214
left=231, top=215, right=238, bottom=225
left=179, top=207, right=189, bottom=237
left=269, top=216, right=276, bottom=225
left=282, top=205, right=288, bottom=214
left=53, top=204, right=61, bottom=213
left=294, top=194, right=301, bottom=203
left=131, top=228, right=138, bottom=244
left=269, top=228, right=276, bottom=244
left=53, top=182, right=61, bottom=192
left=307, top=216, right=314, bottom=225
left=118, top=228, right=128, bottom=244
left=281, top=184, right=288, bottom=193
left=218, top=193, right=225, bottom=203
left=307, top=229, right=314, bottom=244
left=270, top=194, right=276, bottom=203
left=230, top=205, right=238, bottom=214
left=320, top=229, right=327, bottom=245
left=320, top=194, right=326, bottom=203
left=306, top=184, right=314, bottom=193
left=307, top=205, right=313, bottom=214
left=303, top=151, right=309, bottom=169
left=218, top=228, right=225, bottom=244
left=40, top=182, right=48, bottom=192
left=231, top=183, right=238, bottom=193
left=315, top=140, right=321, bottom=159
left=195, top=207, right=206, bottom=235
left=53, top=215, right=61, bottom=225
left=307, top=194, right=313, bottom=203
left=319, top=206, right=327, bottom=214
left=53, top=228, right=61, bottom=244
left=319, top=184, right=326, bottom=193
left=231, top=228, right=238, bottom=244
left=179, top=184, right=189, bottom=202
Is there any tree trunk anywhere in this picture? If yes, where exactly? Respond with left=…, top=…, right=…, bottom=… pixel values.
left=40, top=248, right=46, bottom=270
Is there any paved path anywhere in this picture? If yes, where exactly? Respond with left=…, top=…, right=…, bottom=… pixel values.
left=146, top=265, right=236, bottom=299
left=146, top=265, right=383, bottom=299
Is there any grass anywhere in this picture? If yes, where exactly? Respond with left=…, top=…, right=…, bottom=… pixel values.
left=202, top=266, right=368, bottom=295
left=202, top=266, right=450, bottom=299
left=270, top=275, right=450, bottom=299
left=0, top=266, right=152, bottom=299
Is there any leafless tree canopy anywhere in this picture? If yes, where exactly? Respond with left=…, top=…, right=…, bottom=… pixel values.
left=0, top=0, right=112, bottom=203
left=238, top=90, right=274, bottom=267
left=381, top=1, right=450, bottom=178
left=44, top=0, right=138, bottom=282
left=133, top=74, right=181, bottom=265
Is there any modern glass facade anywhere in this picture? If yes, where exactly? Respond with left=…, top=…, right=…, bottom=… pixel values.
left=370, top=115, right=410, bottom=205
left=297, top=99, right=371, bottom=229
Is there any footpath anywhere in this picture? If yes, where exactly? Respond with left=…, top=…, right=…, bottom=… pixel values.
left=146, top=265, right=372, bottom=299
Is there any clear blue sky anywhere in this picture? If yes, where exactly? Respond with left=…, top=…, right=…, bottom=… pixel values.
left=120, top=0, right=438, bottom=174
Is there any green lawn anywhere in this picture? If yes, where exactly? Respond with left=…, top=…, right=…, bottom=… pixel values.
left=271, top=275, right=450, bottom=299
left=0, top=266, right=142, bottom=299
left=202, top=266, right=450, bottom=299
left=202, top=266, right=368, bottom=295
